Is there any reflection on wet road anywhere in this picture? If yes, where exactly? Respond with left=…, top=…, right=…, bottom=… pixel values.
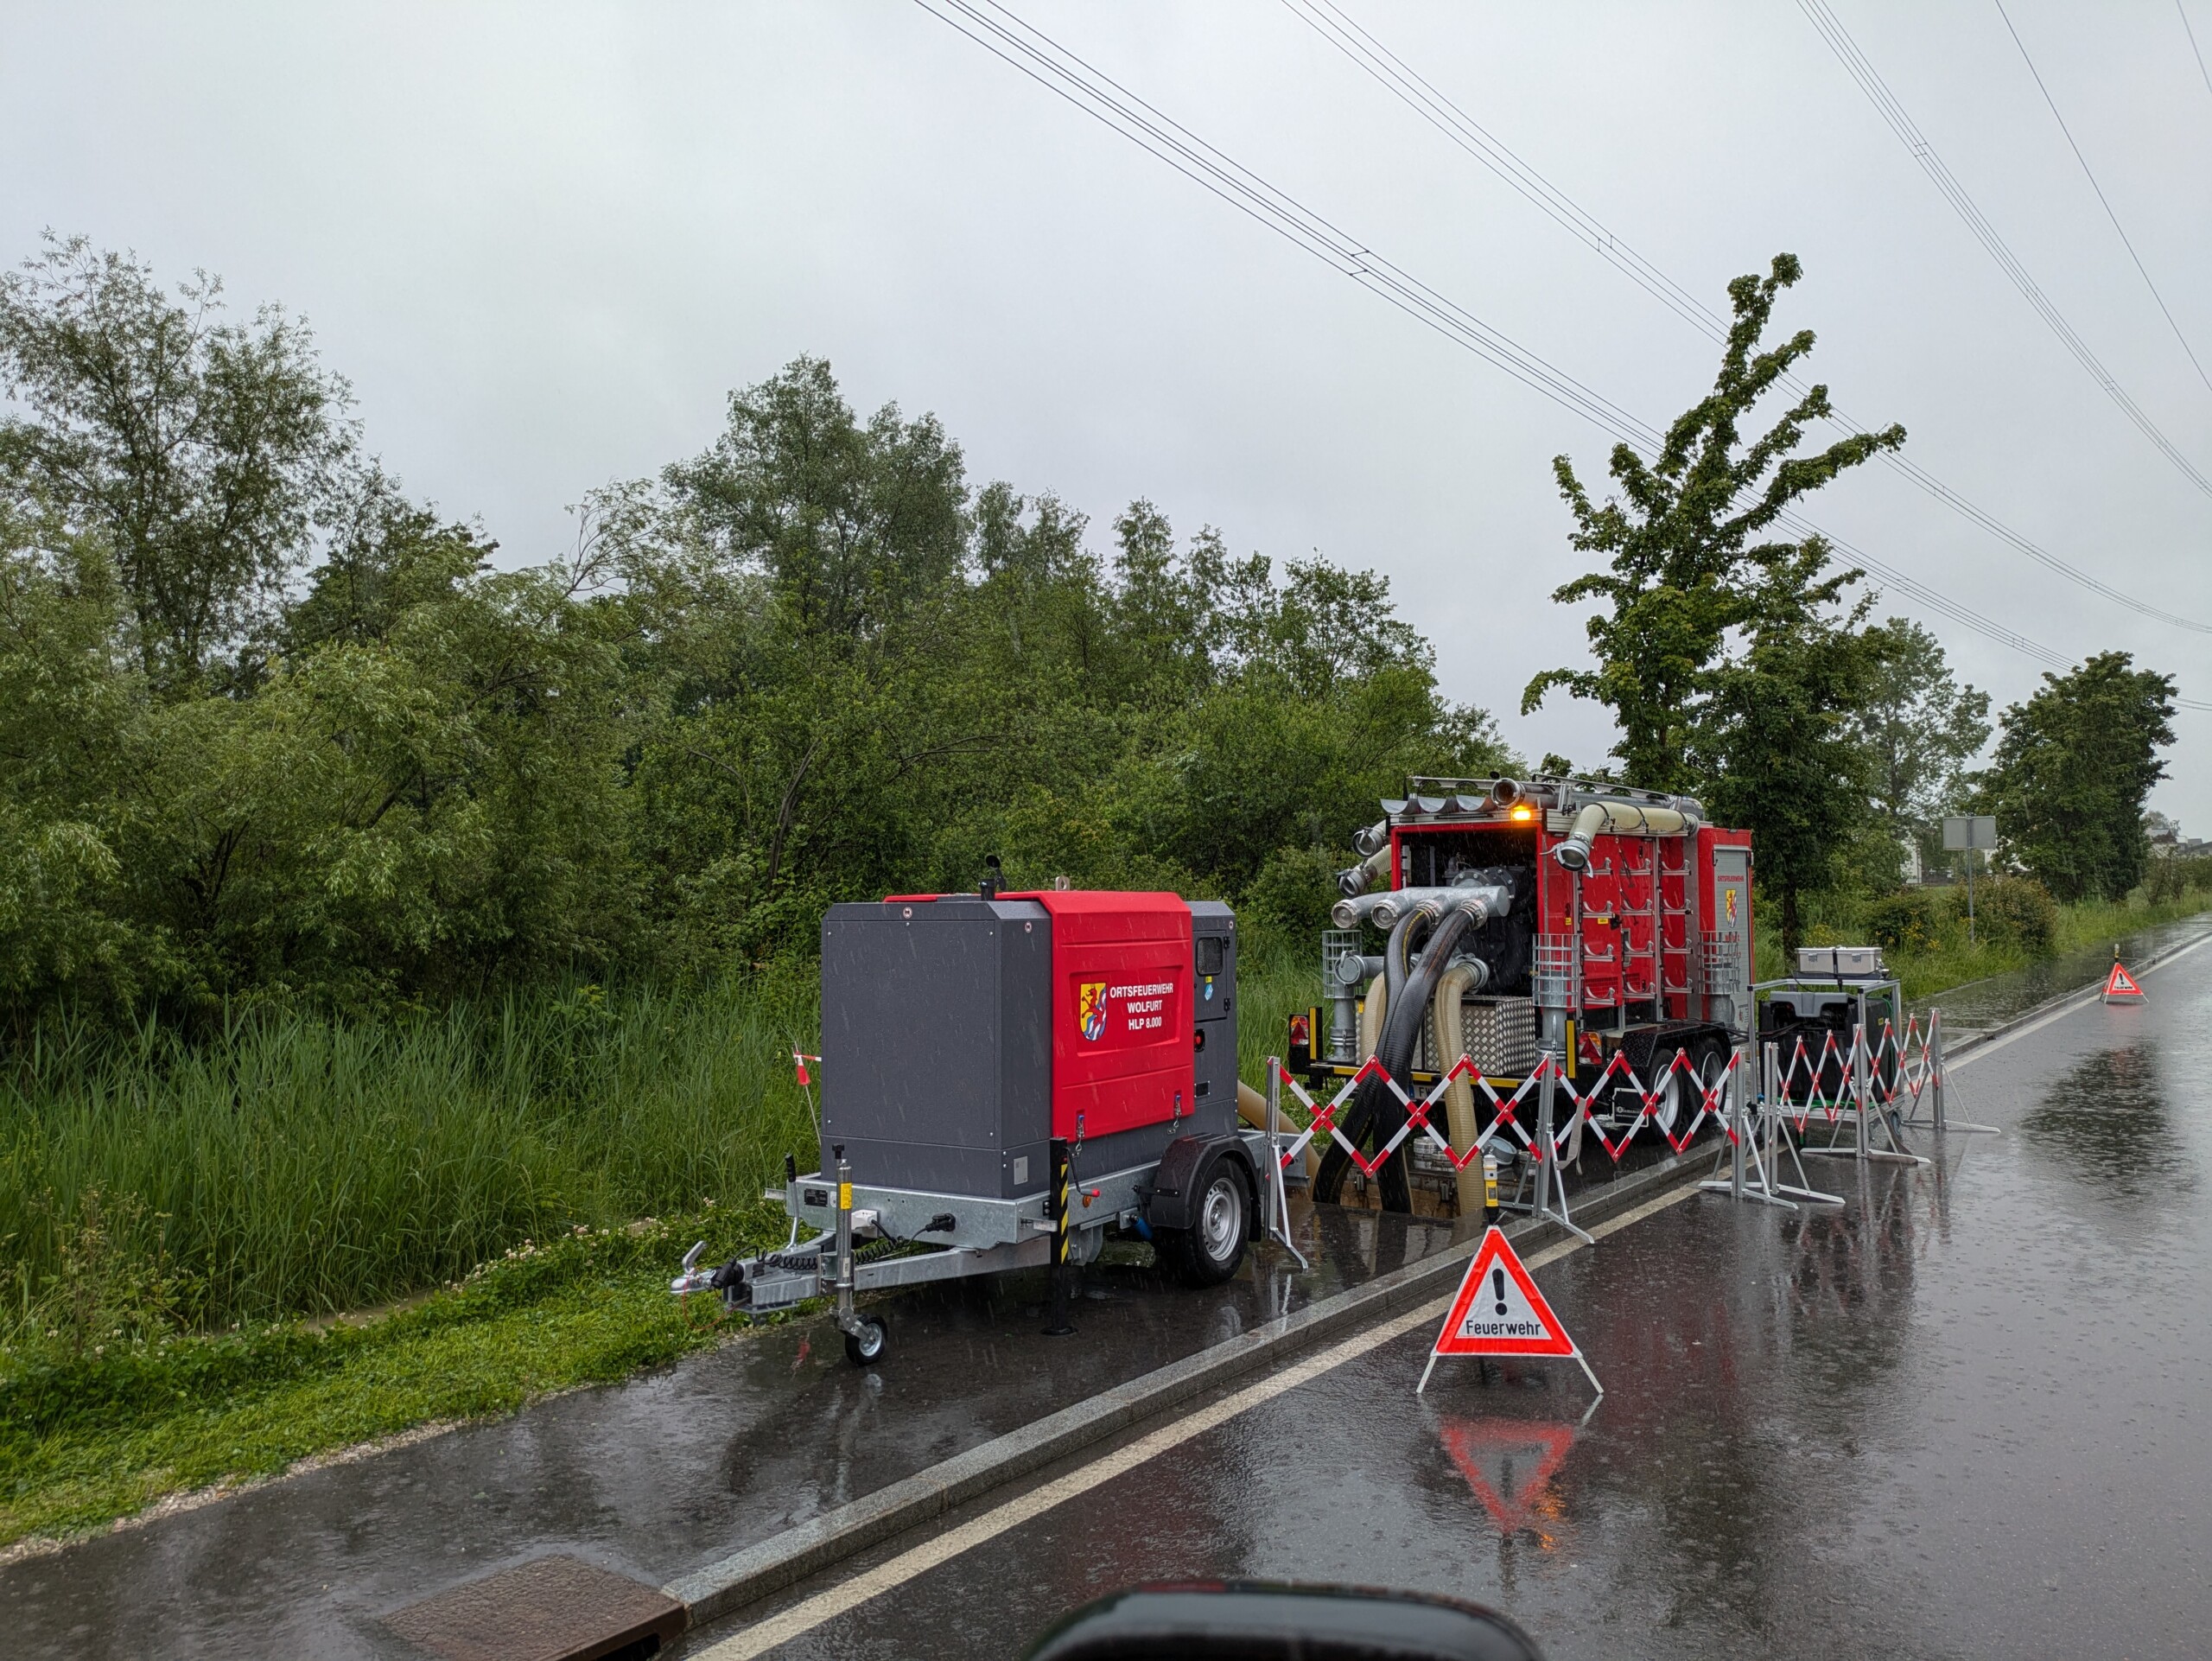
left=711, top=937, right=2212, bottom=1661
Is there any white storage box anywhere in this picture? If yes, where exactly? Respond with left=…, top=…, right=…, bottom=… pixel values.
left=1795, top=945, right=1885, bottom=980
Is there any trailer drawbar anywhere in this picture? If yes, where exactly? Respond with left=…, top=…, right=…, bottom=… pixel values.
left=671, top=888, right=1268, bottom=1365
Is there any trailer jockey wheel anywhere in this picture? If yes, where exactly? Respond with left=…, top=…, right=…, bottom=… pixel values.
left=843, top=1314, right=888, bottom=1367
left=1157, top=1162, right=1251, bottom=1288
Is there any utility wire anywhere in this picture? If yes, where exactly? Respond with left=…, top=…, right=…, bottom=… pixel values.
left=1797, top=0, right=2212, bottom=501
left=1278, top=0, right=1720, bottom=342
left=912, top=0, right=1653, bottom=442
left=909, top=0, right=2212, bottom=710
left=1993, top=0, right=2212, bottom=398
left=2180, top=0, right=2212, bottom=108
left=1281, top=0, right=2212, bottom=638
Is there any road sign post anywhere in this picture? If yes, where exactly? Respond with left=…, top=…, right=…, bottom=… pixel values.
left=1942, top=815, right=1998, bottom=943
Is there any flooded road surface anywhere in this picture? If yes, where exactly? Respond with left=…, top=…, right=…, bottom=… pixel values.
left=691, top=934, right=2212, bottom=1661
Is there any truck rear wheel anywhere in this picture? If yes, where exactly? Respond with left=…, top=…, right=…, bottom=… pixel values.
left=1156, top=1162, right=1250, bottom=1288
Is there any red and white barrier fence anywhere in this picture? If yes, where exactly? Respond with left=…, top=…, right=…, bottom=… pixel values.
left=1257, top=1011, right=1969, bottom=1230
left=1267, top=1047, right=1742, bottom=1182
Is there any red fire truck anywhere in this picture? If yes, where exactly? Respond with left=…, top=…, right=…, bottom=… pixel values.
left=1298, top=775, right=1752, bottom=1209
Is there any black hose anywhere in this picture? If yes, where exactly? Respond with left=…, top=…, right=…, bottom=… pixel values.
left=1315, top=901, right=1480, bottom=1212
left=1382, top=898, right=1437, bottom=1011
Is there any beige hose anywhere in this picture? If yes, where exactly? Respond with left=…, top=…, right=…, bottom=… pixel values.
left=1252, top=977, right=1389, bottom=1190
left=1359, top=973, right=1387, bottom=1059
left=1554, top=799, right=1693, bottom=872
left=1237, top=1080, right=1320, bottom=1179
left=1429, top=964, right=1487, bottom=1217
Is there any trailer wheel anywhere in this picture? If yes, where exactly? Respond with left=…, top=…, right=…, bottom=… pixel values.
left=1156, top=1162, right=1250, bottom=1288
left=843, top=1314, right=888, bottom=1366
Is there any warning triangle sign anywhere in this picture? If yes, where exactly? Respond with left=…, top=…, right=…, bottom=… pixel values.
left=1433, top=1227, right=1577, bottom=1358
left=2103, top=960, right=2145, bottom=1004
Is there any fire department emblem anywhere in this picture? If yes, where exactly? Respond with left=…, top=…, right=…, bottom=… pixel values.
left=1078, top=982, right=1109, bottom=1041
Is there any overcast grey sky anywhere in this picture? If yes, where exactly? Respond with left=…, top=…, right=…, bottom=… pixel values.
left=6, top=2, right=2208, bottom=827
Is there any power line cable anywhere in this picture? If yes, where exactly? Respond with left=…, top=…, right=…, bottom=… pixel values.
left=1797, top=0, right=2212, bottom=501
left=1281, top=0, right=2212, bottom=638
left=1992, top=0, right=2212, bottom=398
left=912, top=0, right=1656, bottom=442
left=1278, top=0, right=1721, bottom=341
left=909, top=0, right=2212, bottom=710
left=2179, top=0, right=2212, bottom=108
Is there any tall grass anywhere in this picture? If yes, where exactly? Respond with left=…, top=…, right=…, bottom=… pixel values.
left=1236, top=929, right=1322, bottom=1093
left=1755, top=883, right=2212, bottom=996
left=1, top=977, right=821, bottom=1338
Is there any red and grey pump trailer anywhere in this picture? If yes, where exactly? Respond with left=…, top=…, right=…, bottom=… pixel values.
left=672, top=886, right=1274, bottom=1365
left=1297, top=775, right=1755, bottom=1212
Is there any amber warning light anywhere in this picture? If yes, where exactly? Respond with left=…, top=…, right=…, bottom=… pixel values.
left=1510, top=805, right=1535, bottom=821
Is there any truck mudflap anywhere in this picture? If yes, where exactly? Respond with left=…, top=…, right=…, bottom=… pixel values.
left=1145, top=1133, right=1262, bottom=1238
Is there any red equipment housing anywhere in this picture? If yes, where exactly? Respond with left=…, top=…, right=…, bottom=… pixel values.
left=1033, top=889, right=1194, bottom=1141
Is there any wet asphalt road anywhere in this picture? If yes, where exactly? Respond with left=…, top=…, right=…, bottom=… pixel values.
left=681, top=935, right=2212, bottom=1661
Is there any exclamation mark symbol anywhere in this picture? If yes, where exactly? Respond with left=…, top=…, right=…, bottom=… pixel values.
left=1492, top=1268, right=1509, bottom=1315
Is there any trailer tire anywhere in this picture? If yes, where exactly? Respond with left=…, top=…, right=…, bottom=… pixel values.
left=843, top=1314, right=888, bottom=1366
left=1155, top=1160, right=1251, bottom=1288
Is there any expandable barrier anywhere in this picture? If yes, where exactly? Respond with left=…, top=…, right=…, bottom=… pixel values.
left=1268, top=1047, right=1743, bottom=1181
left=1268, top=1046, right=1746, bottom=1239
left=1262, top=1011, right=1972, bottom=1227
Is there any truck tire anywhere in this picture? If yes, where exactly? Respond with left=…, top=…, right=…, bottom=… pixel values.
left=1693, top=1041, right=1732, bottom=1118
left=1155, top=1160, right=1251, bottom=1288
left=1654, top=1039, right=1716, bottom=1141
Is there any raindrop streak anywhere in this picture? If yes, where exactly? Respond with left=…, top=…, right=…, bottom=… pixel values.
left=1492, top=1268, right=1509, bottom=1315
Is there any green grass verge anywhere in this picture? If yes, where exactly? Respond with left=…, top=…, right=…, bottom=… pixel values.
left=1889, top=889, right=2202, bottom=1002
left=3, top=977, right=822, bottom=1339
left=0, top=1202, right=786, bottom=1550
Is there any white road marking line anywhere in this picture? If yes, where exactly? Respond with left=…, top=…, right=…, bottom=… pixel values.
left=692, top=1180, right=1702, bottom=1659
left=1948, top=930, right=2211, bottom=1074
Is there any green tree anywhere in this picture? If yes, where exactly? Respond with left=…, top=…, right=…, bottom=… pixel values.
left=1849, top=616, right=1991, bottom=847
left=610, top=358, right=991, bottom=960
left=1978, top=652, right=2176, bottom=901
left=1697, top=546, right=1886, bottom=952
left=283, top=466, right=493, bottom=652
left=1523, top=254, right=1903, bottom=790
left=0, top=234, right=353, bottom=694
left=0, top=498, right=164, bottom=1010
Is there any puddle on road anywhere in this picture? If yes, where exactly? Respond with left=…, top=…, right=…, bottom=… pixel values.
left=2020, top=1040, right=2196, bottom=1201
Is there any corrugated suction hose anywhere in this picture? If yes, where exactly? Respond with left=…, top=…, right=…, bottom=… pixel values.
left=1314, top=901, right=1482, bottom=1212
